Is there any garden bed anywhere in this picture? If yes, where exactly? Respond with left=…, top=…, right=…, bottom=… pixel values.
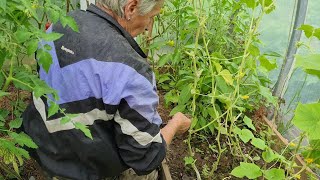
left=158, top=91, right=265, bottom=180
left=157, top=91, right=318, bottom=180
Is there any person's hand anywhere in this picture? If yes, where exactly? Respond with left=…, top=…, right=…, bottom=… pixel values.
left=169, top=112, right=191, bottom=134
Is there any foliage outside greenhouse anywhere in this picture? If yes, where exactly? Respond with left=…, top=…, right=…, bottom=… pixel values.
left=0, top=0, right=319, bottom=179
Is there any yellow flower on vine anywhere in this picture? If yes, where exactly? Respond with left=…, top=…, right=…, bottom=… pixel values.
left=31, top=3, right=38, bottom=9
left=241, top=95, right=250, bottom=100
left=23, top=9, right=32, bottom=18
left=289, top=142, right=296, bottom=147
left=160, top=8, right=164, bottom=14
left=294, top=174, right=301, bottom=179
left=167, top=40, right=175, bottom=47
left=239, top=71, right=245, bottom=78
left=305, top=158, right=314, bottom=164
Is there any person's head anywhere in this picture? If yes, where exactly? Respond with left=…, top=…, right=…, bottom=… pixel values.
left=96, top=0, right=163, bottom=37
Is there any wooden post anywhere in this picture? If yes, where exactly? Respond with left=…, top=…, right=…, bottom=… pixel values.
left=160, top=159, right=173, bottom=180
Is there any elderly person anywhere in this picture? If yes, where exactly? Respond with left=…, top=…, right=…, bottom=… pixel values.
left=22, top=0, right=191, bottom=179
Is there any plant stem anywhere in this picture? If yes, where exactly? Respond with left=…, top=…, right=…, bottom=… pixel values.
left=287, top=133, right=305, bottom=176
left=2, top=57, right=14, bottom=92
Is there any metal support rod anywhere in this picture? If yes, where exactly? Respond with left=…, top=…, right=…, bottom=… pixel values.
left=273, top=0, right=309, bottom=98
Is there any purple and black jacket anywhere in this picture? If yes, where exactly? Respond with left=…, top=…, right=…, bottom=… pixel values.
left=22, top=4, right=166, bottom=180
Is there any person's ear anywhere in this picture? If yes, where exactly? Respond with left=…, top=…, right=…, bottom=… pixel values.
left=123, top=0, right=138, bottom=20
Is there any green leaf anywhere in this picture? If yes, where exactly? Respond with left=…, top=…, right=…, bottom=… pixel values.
left=26, top=39, right=39, bottom=55
left=169, top=105, right=186, bottom=116
left=0, top=50, right=6, bottom=69
left=262, top=148, right=279, bottom=163
left=0, top=140, right=30, bottom=159
left=295, top=54, right=320, bottom=78
left=164, top=90, right=178, bottom=104
left=15, top=30, right=33, bottom=43
left=0, top=109, right=9, bottom=122
left=32, top=87, right=44, bottom=99
left=264, top=51, right=282, bottom=58
left=74, top=122, right=92, bottom=139
left=241, top=0, right=257, bottom=9
left=259, top=56, right=277, bottom=71
left=263, top=168, right=285, bottom=180
left=259, top=86, right=277, bottom=105
left=236, top=129, right=254, bottom=143
left=0, top=91, right=10, bottom=98
left=213, top=62, right=222, bottom=72
left=249, top=44, right=260, bottom=56
left=60, top=16, right=79, bottom=32
left=215, top=76, right=233, bottom=94
left=48, top=102, right=59, bottom=118
left=21, top=0, right=39, bottom=22
left=60, top=116, right=70, bottom=125
left=292, top=103, right=320, bottom=140
left=243, top=116, right=256, bottom=131
left=190, top=117, right=198, bottom=129
left=220, top=69, right=234, bottom=86
left=314, top=28, right=320, bottom=40
left=253, top=156, right=261, bottom=161
left=172, top=51, right=181, bottom=64
left=298, top=24, right=315, bottom=38
left=9, top=132, right=38, bottom=149
left=217, top=126, right=228, bottom=135
left=148, top=40, right=166, bottom=49
left=231, top=162, right=262, bottom=179
left=49, top=9, right=60, bottom=23
left=12, top=159, right=19, bottom=174
left=158, top=74, right=171, bottom=83
left=251, top=138, right=266, bottom=150
left=207, top=107, right=218, bottom=118
left=0, top=73, right=4, bottom=88
left=184, top=156, right=195, bottom=165
left=216, top=95, right=232, bottom=108
left=37, top=49, right=53, bottom=73
left=260, top=0, right=275, bottom=13
left=158, top=54, right=171, bottom=67
left=0, top=0, right=6, bottom=10
left=41, top=32, right=64, bottom=41
left=44, top=44, right=52, bottom=51
left=178, top=84, right=192, bottom=105
left=9, top=118, right=23, bottom=129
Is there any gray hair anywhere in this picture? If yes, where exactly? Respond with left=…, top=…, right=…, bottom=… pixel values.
left=96, top=0, right=161, bottom=17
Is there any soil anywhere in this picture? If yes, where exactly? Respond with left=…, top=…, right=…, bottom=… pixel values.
left=20, top=160, right=46, bottom=180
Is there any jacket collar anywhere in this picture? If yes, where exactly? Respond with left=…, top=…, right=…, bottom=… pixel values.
left=86, top=4, right=147, bottom=58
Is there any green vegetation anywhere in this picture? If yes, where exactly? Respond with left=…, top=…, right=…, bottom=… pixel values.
left=148, top=0, right=320, bottom=179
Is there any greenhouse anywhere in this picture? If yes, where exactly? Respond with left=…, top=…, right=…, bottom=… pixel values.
left=0, top=0, right=319, bottom=179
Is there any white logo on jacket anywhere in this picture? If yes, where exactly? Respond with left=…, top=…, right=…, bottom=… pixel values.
left=61, top=46, right=75, bottom=55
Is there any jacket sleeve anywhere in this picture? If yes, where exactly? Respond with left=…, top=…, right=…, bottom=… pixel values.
left=113, top=71, right=166, bottom=175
